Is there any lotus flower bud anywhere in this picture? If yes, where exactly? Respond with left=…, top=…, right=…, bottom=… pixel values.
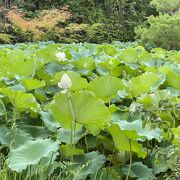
left=58, top=73, right=72, bottom=90
left=84, top=62, right=88, bottom=68
left=109, top=60, right=113, bottom=66
left=55, top=52, right=66, bottom=61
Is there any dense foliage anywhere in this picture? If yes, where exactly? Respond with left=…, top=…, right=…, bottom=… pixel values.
left=62, top=0, right=156, bottom=42
left=0, top=0, right=156, bottom=43
left=135, top=0, right=180, bottom=50
left=0, top=42, right=179, bottom=179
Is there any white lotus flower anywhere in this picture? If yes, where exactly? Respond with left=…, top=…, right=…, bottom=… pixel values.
left=55, top=52, right=66, bottom=61
left=84, top=62, right=88, bottom=68
left=58, top=73, right=72, bottom=91
left=109, top=60, right=113, bottom=66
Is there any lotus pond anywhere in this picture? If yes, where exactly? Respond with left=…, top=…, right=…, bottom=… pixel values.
left=0, top=42, right=180, bottom=179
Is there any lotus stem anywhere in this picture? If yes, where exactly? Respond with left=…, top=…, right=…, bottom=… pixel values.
left=126, top=139, right=132, bottom=180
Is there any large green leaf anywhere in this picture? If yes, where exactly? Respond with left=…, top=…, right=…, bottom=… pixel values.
left=0, top=127, right=33, bottom=149
left=40, top=111, right=60, bottom=132
left=97, top=58, right=120, bottom=72
left=0, top=88, right=40, bottom=112
left=9, top=129, right=33, bottom=149
left=0, top=125, right=10, bottom=145
left=119, top=48, right=139, bottom=64
left=58, top=127, right=87, bottom=144
left=9, top=58, right=37, bottom=78
left=21, top=78, right=46, bottom=91
left=103, top=44, right=117, bottom=56
left=171, top=126, right=180, bottom=146
left=72, top=57, right=95, bottom=75
left=7, top=139, right=60, bottom=172
left=71, top=151, right=106, bottom=180
left=128, top=72, right=165, bottom=97
left=60, top=144, right=84, bottom=157
left=36, top=67, right=52, bottom=85
left=49, top=91, right=110, bottom=135
left=122, top=162, right=154, bottom=179
left=0, top=126, right=34, bottom=150
left=87, top=75, right=125, bottom=102
left=0, top=50, right=36, bottom=78
left=45, top=62, right=65, bottom=75
left=18, top=125, right=52, bottom=139
left=138, top=50, right=152, bottom=64
left=36, top=44, right=60, bottom=63
left=169, top=53, right=180, bottom=64
left=108, top=123, right=146, bottom=158
left=116, top=120, right=162, bottom=142
left=97, top=135, right=114, bottom=151
left=159, top=64, right=180, bottom=90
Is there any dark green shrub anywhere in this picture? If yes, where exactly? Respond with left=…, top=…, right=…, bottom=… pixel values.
left=0, top=33, right=13, bottom=43
left=65, top=0, right=156, bottom=42
left=135, top=0, right=180, bottom=50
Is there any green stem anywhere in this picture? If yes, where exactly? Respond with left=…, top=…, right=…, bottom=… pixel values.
left=107, top=148, right=115, bottom=180
left=1, top=101, right=7, bottom=121
left=10, top=109, right=18, bottom=148
left=14, top=172, right=17, bottom=180
left=67, top=91, right=76, bottom=161
left=173, top=117, right=175, bottom=128
left=67, top=95, right=73, bottom=162
left=19, top=172, right=21, bottom=180
left=46, top=152, right=54, bottom=171
left=146, top=140, right=149, bottom=156
left=73, top=122, right=76, bottom=147
left=107, top=76, right=111, bottom=107
left=126, top=139, right=132, bottom=180
left=70, top=96, right=77, bottom=147
left=84, top=135, right=89, bottom=152
left=37, top=164, right=40, bottom=180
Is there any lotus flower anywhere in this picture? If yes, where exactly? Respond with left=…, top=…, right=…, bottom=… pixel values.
left=109, top=60, right=113, bottom=66
left=58, top=73, right=72, bottom=91
left=84, top=62, right=88, bottom=68
left=55, top=52, right=66, bottom=61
